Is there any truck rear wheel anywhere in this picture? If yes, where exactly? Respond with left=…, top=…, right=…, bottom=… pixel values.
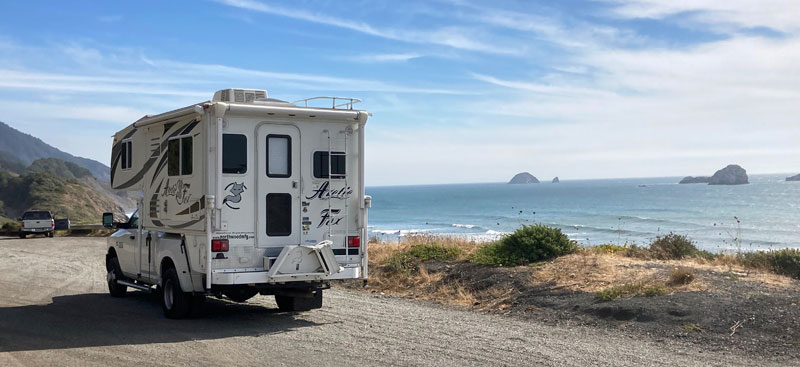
left=224, top=288, right=258, bottom=303
left=161, top=267, right=191, bottom=319
left=18, top=232, right=25, bottom=239
left=275, top=290, right=323, bottom=312
left=106, top=256, right=128, bottom=297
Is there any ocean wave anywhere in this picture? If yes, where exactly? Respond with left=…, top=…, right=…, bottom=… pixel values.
left=452, top=223, right=480, bottom=229
left=485, top=230, right=505, bottom=235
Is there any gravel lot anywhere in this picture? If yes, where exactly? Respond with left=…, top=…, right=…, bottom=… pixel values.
left=0, top=236, right=785, bottom=366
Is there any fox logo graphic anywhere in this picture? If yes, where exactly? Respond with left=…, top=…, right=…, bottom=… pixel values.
left=223, top=182, right=247, bottom=209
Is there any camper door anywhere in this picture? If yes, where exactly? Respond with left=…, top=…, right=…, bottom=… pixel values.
left=257, top=124, right=300, bottom=248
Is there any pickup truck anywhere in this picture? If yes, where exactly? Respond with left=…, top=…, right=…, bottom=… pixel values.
left=19, top=210, right=54, bottom=238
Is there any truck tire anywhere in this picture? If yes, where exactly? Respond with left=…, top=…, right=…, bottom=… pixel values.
left=224, top=288, right=258, bottom=303
left=275, top=290, right=323, bottom=312
left=18, top=232, right=25, bottom=239
left=161, top=267, right=191, bottom=319
left=106, top=256, right=128, bottom=297
left=47, top=231, right=54, bottom=238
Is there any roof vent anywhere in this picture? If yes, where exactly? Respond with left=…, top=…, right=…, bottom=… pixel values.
left=212, top=89, right=268, bottom=103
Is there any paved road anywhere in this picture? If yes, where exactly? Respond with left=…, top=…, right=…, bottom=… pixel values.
left=0, top=236, right=780, bottom=366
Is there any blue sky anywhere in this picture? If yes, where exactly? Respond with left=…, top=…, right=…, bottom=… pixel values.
left=0, top=0, right=798, bottom=185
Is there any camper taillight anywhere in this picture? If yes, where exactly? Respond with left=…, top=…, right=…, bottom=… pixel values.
left=347, top=236, right=360, bottom=248
left=211, top=239, right=229, bottom=252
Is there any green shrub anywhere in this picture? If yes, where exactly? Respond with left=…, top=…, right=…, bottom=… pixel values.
left=1, top=221, right=20, bottom=232
left=596, top=283, right=669, bottom=301
left=384, top=244, right=462, bottom=275
left=739, top=249, right=800, bottom=280
left=649, top=233, right=698, bottom=260
left=469, top=225, right=577, bottom=266
left=468, top=242, right=508, bottom=266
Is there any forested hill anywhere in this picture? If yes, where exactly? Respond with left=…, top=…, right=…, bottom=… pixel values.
left=0, top=121, right=110, bottom=181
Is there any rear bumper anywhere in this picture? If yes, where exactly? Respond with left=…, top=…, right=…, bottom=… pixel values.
left=211, top=266, right=361, bottom=285
left=21, top=228, right=52, bottom=233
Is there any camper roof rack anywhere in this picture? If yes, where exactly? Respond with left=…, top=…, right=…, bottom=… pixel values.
left=293, top=97, right=362, bottom=110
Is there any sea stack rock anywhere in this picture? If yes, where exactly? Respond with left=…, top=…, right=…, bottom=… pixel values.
left=508, top=172, right=539, bottom=184
left=787, top=174, right=800, bottom=182
left=679, top=176, right=710, bottom=184
left=552, top=177, right=560, bottom=183
left=708, top=164, right=749, bottom=185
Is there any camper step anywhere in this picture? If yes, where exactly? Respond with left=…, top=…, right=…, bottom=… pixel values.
left=117, top=279, right=153, bottom=292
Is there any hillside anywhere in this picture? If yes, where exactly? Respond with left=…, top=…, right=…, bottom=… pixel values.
left=0, top=121, right=110, bottom=181
left=0, top=150, right=27, bottom=175
left=27, top=158, right=93, bottom=180
left=0, top=171, right=122, bottom=224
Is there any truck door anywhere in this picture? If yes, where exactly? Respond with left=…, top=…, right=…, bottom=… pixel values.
left=115, top=210, right=139, bottom=277
left=257, top=124, right=300, bottom=249
left=139, top=230, right=155, bottom=281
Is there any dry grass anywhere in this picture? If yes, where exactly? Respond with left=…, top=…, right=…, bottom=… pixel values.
left=669, top=267, right=696, bottom=286
left=362, top=236, right=798, bottom=309
left=369, top=234, right=482, bottom=264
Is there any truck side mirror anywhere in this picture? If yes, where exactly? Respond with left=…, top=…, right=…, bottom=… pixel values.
left=102, top=213, right=114, bottom=228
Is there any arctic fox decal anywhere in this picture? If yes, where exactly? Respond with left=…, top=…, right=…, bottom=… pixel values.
left=223, top=182, right=247, bottom=209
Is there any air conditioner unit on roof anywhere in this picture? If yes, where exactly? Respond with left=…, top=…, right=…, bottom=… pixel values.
left=212, top=88, right=268, bottom=103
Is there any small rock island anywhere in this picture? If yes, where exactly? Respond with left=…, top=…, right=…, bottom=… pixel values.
left=679, top=176, right=710, bottom=184
left=708, top=164, right=748, bottom=185
left=787, top=174, right=800, bottom=182
left=508, top=172, right=539, bottom=184
left=679, top=164, right=749, bottom=185
left=552, top=177, right=560, bottom=183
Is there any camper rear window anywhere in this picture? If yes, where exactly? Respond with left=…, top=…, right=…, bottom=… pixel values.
left=222, top=134, right=247, bottom=174
left=266, top=135, right=291, bottom=178
left=168, top=136, right=193, bottom=176
left=313, top=151, right=345, bottom=179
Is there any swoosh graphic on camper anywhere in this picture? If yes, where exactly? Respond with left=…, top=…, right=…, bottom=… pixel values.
left=110, top=128, right=137, bottom=184
left=115, top=156, right=158, bottom=190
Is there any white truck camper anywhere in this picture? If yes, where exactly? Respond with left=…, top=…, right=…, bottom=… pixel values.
left=103, top=89, right=370, bottom=318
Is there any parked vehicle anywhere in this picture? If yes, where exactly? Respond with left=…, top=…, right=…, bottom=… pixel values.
left=54, top=218, right=71, bottom=231
left=19, top=210, right=54, bottom=238
left=104, top=88, right=371, bottom=318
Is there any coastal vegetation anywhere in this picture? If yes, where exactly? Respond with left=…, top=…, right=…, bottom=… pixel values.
left=0, top=170, right=122, bottom=224
left=357, top=225, right=800, bottom=308
left=469, top=224, right=577, bottom=266
left=345, top=227, right=800, bottom=356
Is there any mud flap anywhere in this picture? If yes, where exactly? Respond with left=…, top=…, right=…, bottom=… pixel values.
left=267, top=240, right=343, bottom=281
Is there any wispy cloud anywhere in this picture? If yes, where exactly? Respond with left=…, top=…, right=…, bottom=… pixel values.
left=213, top=0, right=522, bottom=55
left=599, top=0, right=800, bottom=34
left=336, top=53, right=422, bottom=63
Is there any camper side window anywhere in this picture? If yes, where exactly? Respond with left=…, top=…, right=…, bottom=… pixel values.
left=222, top=134, right=247, bottom=174
left=168, top=136, right=193, bottom=176
left=120, top=141, right=132, bottom=170
left=313, top=151, right=345, bottom=179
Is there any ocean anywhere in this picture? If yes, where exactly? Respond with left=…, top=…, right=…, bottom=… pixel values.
left=365, top=174, right=800, bottom=252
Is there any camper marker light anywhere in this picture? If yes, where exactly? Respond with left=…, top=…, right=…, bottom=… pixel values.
left=211, top=239, right=229, bottom=252
left=347, top=236, right=360, bottom=248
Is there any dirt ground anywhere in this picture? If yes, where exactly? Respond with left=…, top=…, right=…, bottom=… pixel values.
left=0, top=236, right=795, bottom=366
left=344, top=251, right=800, bottom=362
